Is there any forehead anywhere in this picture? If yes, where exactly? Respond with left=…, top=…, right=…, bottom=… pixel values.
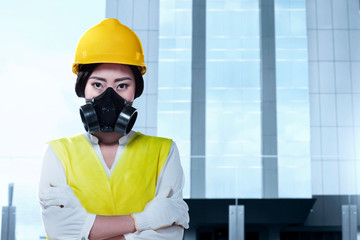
left=90, top=63, right=134, bottom=79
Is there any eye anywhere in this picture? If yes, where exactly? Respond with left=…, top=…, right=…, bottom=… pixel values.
left=117, top=83, right=128, bottom=90
left=92, top=82, right=103, bottom=89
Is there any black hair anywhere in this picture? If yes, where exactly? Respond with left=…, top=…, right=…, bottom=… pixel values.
left=75, top=63, right=144, bottom=99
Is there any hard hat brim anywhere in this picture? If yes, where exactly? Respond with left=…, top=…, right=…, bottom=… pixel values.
left=72, top=62, right=147, bottom=76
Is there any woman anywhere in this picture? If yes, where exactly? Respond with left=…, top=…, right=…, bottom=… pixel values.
left=38, top=18, right=189, bottom=240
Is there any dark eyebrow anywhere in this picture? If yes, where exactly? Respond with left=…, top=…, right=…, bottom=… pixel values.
left=88, top=76, right=132, bottom=82
left=89, top=76, right=106, bottom=81
left=114, top=77, right=132, bottom=82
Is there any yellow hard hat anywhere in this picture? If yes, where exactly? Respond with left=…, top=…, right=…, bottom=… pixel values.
left=72, top=18, right=147, bottom=75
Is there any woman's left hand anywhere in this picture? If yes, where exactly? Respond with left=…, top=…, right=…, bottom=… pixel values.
left=131, top=186, right=189, bottom=232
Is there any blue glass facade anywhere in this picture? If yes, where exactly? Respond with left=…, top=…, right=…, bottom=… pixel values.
left=158, top=0, right=192, bottom=197
left=275, top=0, right=311, bottom=197
left=158, top=0, right=311, bottom=198
left=206, top=0, right=261, bottom=198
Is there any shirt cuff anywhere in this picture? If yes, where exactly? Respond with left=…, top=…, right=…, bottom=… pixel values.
left=132, top=212, right=154, bottom=232
left=124, top=232, right=134, bottom=240
left=79, top=213, right=96, bottom=240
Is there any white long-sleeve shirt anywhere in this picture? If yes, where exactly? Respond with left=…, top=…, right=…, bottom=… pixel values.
left=38, top=131, right=188, bottom=240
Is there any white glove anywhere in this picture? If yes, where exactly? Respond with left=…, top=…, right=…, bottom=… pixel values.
left=38, top=184, right=83, bottom=209
left=131, top=187, right=189, bottom=232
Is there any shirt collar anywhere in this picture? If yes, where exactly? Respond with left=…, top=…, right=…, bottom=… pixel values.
left=87, top=131, right=135, bottom=145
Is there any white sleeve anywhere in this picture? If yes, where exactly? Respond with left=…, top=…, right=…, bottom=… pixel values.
left=38, top=144, right=96, bottom=240
left=124, top=141, right=188, bottom=240
left=155, top=141, right=186, bottom=199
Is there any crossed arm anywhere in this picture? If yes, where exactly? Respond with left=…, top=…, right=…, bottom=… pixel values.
left=38, top=142, right=189, bottom=240
left=90, top=215, right=135, bottom=240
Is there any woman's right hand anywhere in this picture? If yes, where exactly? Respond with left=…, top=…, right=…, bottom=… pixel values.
left=38, top=184, right=83, bottom=209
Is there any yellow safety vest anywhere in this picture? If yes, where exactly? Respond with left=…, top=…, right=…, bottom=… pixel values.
left=48, top=132, right=172, bottom=215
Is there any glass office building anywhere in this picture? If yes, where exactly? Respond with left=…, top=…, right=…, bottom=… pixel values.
left=158, top=0, right=311, bottom=199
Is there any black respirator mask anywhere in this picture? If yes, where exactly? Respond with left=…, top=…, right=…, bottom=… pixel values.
left=79, top=87, right=138, bottom=135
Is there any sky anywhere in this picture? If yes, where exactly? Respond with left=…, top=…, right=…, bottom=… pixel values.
left=0, top=0, right=106, bottom=156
